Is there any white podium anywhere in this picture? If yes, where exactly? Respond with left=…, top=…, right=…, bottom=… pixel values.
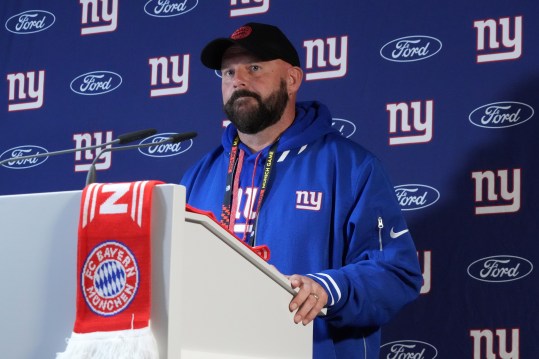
left=0, top=184, right=312, bottom=359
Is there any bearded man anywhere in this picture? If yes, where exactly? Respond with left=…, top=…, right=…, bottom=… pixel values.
left=180, top=22, right=422, bottom=359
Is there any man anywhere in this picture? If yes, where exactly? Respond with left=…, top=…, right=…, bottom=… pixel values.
left=181, top=22, right=422, bottom=358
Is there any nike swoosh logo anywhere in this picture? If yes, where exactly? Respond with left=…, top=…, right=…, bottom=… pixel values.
left=390, top=227, right=409, bottom=239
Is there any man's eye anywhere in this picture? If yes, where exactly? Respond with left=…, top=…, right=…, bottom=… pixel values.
left=223, top=70, right=234, bottom=77
left=251, top=65, right=260, bottom=71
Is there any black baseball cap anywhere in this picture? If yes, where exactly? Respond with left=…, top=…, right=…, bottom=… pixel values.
left=200, top=22, right=301, bottom=70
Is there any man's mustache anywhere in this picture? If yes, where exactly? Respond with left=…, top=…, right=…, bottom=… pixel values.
left=228, top=90, right=262, bottom=104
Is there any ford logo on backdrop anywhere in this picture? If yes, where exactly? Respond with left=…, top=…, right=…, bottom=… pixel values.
left=138, top=133, right=194, bottom=158
left=467, top=255, right=533, bottom=283
left=331, top=118, right=356, bottom=138
left=380, top=35, right=442, bottom=62
left=0, top=145, right=48, bottom=169
left=70, top=71, right=122, bottom=96
left=394, top=184, right=440, bottom=211
left=144, top=0, right=199, bottom=17
left=5, top=10, right=56, bottom=34
left=380, top=340, right=438, bottom=358
left=469, top=101, right=534, bottom=129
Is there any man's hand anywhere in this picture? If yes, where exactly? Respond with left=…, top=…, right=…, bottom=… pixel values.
left=288, top=274, right=328, bottom=325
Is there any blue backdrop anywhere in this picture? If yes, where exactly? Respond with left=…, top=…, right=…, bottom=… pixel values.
left=1, top=1, right=538, bottom=357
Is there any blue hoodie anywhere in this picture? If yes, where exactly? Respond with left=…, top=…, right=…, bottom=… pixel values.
left=181, top=101, right=422, bottom=358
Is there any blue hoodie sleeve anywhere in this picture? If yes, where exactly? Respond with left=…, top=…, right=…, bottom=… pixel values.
left=308, top=157, right=423, bottom=328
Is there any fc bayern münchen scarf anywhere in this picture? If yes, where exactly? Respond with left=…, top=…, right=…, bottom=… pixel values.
left=57, top=181, right=162, bottom=359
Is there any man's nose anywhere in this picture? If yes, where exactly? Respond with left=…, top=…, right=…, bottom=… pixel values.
left=232, top=69, right=248, bottom=88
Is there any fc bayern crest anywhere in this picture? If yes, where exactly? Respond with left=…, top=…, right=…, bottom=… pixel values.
left=81, top=241, right=139, bottom=316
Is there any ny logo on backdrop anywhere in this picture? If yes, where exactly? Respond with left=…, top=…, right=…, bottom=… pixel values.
left=80, top=0, right=118, bottom=35
left=470, top=328, right=519, bottom=359
left=472, top=169, right=521, bottom=215
left=474, top=15, right=522, bottom=63
left=386, top=100, right=434, bottom=145
left=303, top=36, right=348, bottom=81
left=73, top=131, right=113, bottom=172
left=149, top=55, right=190, bottom=97
left=229, top=0, right=269, bottom=17
left=418, top=250, right=431, bottom=295
left=6, top=70, right=45, bottom=112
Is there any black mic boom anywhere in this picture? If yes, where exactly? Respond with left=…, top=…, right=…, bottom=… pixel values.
left=0, top=128, right=157, bottom=167
left=166, top=132, right=198, bottom=144
left=117, top=128, right=158, bottom=144
left=85, top=131, right=197, bottom=186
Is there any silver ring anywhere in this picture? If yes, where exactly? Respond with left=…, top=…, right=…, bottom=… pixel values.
left=310, top=293, right=319, bottom=301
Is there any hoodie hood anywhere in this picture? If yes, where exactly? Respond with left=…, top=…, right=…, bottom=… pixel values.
left=222, top=101, right=339, bottom=155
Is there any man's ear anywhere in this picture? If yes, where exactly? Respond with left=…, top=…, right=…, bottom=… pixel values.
left=287, top=66, right=303, bottom=93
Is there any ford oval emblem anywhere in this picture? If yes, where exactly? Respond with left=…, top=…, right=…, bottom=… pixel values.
left=467, top=255, right=533, bottom=283
left=0, top=145, right=49, bottom=169
left=380, top=35, right=442, bottom=62
left=144, top=0, right=199, bottom=17
left=5, top=10, right=56, bottom=34
left=380, top=340, right=438, bottom=359
left=394, top=184, right=440, bottom=211
left=70, top=71, right=123, bottom=96
left=469, top=101, right=534, bottom=129
left=332, top=118, right=356, bottom=138
left=138, top=133, right=194, bottom=158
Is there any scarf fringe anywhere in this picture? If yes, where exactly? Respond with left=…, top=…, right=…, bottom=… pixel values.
left=56, top=327, right=159, bottom=359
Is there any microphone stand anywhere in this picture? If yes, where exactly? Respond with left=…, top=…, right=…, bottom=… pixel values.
left=85, top=132, right=197, bottom=186
left=0, top=128, right=157, bottom=167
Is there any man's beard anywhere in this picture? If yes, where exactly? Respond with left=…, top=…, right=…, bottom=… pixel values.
left=223, top=80, right=289, bottom=135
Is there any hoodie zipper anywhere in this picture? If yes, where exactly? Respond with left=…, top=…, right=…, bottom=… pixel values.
left=377, top=216, right=384, bottom=251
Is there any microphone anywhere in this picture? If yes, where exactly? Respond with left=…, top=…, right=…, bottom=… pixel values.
left=0, top=128, right=157, bottom=167
left=85, top=131, right=197, bottom=186
left=117, top=128, right=159, bottom=144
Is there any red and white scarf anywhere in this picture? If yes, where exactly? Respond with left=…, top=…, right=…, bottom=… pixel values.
left=57, top=181, right=162, bottom=359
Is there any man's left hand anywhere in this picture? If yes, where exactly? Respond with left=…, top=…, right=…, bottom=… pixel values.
left=288, top=274, right=328, bottom=325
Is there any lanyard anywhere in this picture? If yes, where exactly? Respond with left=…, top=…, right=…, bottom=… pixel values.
left=221, top=136, right=279, bottom=246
